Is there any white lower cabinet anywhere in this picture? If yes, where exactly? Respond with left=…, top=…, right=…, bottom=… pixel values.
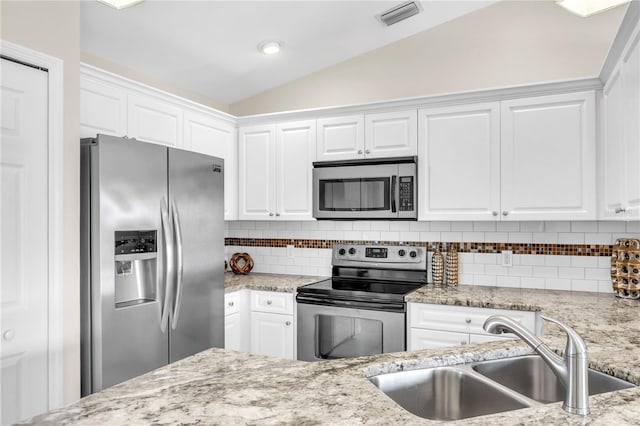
left=224, top=290, right=295, bottom=360
left=224, top=290, right=250, bottom=352
left=250, top=291, right=295, bottom=359
left=408, top=303, right=539, bottom=351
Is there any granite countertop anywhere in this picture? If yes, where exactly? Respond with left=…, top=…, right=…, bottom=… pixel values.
left=24, top=276, right=640, bottom=425
left=224, top=271, right=327, bottom=293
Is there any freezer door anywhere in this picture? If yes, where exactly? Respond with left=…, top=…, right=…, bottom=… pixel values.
left=168, top=148, right=224, bottom=362
left=88, top=135, right=170, bottom=393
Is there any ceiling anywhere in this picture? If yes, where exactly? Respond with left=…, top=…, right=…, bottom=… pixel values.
left=80, top=0, right=497, bottom=105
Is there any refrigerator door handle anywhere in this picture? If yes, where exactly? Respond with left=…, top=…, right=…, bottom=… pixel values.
left=170, top=199, right=184, bottom=330
left=160, top=198, right=174, bottom=333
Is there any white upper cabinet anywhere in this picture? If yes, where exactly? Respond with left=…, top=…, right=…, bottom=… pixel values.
left=316, top=115, right=364, bottom=161
left=276, top=120, right=316, bottom=220
left=500, top=91, right=596, bottom=221
left=238, top=124, right=276, bottom=220
left=316, top=110, right=417, bottom=161
left=184, top=110, right=238, bottom=220
left=80, top=76, right=127, bottom=138
left=238, top=121, right=316, bottom=220
left=601, top=28, right=640, bottom=220
left=418, top=103, right=500, bottom=221
left=364, top=110, right=417, bottom=159
left=127, top=93, right=183, bottom=148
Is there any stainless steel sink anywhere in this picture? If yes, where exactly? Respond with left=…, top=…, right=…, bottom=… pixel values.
left=471, top=355, right=635, bottom=404
left=368, top=355, right=635, bottom=421
left=368, top=366, right=531, bottom=421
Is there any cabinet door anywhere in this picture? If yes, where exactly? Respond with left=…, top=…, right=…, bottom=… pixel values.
left=184, top=110, right=238, bottom=220
left=225, top=312, right=249, bottom=352
left=276, top=120, right=316, bottom=220
left=316, top=115, right=365, bottom=161
left=622, top=33, right=640, bottom=219
left=238, top=125, right=276, bottom=220
left=365, top=110, right=417, bottom=158
left=602, top=69, right=628, bottom=219
left=80, top=76, right=127, bottom=138
left=250, top=312, right=294, bottom=359
left=418, top=103, right=500, bottom=221
left=409, top=328, right=469, bottom=350
left=127, top=93, right=183, bottom=147
left=501, top=92, right=596, bottom=220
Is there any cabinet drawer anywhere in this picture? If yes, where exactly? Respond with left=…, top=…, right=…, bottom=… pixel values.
left=409, top=328, right=470, bottom=350
left=251, top=291, right=294, bottom=315
left=224, top=291, right=244, bottom=316
left=409, top=303, right=537, bottom=337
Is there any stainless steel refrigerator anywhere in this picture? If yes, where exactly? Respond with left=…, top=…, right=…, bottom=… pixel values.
left=80, top=134, right=224, bottom=396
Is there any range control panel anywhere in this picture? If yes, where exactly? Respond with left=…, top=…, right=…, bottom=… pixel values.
left=333, top=244, right=426, bottom=269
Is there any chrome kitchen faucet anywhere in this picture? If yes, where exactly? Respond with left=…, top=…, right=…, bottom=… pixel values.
left=483, top=315, right=590, bottom=416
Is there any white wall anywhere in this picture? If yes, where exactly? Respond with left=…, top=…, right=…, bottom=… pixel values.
left=230, top=1, right=626, bottom=116
left=1, top=0, right=80, bottom=404
left=225, top=220, right=640, bottom=294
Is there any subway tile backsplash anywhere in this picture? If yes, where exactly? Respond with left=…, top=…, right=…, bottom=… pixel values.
left=224, top=220, right=640, bottom=294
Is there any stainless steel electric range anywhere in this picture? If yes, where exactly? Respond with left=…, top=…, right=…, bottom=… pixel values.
left=296, top=243, right=427, bottom=361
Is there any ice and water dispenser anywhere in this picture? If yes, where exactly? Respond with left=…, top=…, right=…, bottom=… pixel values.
left=114, top=230, right=158, bottom=308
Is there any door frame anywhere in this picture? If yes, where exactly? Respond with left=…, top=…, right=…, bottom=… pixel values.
left=1, top=40, right=65, bottom=410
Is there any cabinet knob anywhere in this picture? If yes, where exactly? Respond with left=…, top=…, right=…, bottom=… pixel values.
left=3, top=329, right=15, bottom=341
left=267, top=300, right=272, bottom=305
left=492, top=211, right=498, bottom=217
left=228, top=301, right=234, bottom=307
left=365, top=149, right=370, bottom=154
left=357, top=149, right=363, bottom=155
left=465, top=318, right=471, bottom=324
left=269, top=212, right=274, bottom=217
left=615, top=207, right=626, bottom=214
left=502, top=211, right=509, bottom=216
left=285, top=321, right=291, bottom=326
left=275, top=212, right=280, bottom=217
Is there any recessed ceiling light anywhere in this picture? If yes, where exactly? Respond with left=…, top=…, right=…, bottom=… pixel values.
left=98, top=0, right=145, bottom=10
left=556, top=0, right=630, bottom=17
left=259, top=41, right=281, bottom=55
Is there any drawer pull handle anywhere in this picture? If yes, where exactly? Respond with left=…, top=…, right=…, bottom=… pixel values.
left=267, top=300, right=272, bottom=305
left=465, top=318, right=471, bottom=324
left=228, top=301, right=234, bottom=307
left=285, top=321, right=291, bottom=326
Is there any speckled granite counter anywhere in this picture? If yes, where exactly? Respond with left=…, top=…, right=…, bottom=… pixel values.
left=23, top=280, right=640, bottom=425
left=224, top=271, right=326, bottom=293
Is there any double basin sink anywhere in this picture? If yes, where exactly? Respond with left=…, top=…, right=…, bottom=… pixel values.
left=369, top=355, right=635, bottom=421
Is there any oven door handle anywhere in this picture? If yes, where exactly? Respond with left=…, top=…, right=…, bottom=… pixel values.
left=391, top=175, right=397, bottom=213
left=296, top=294, right=405, bottom=313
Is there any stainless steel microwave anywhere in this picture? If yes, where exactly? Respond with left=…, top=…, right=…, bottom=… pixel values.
left=312, top=156, right=417, bottom=220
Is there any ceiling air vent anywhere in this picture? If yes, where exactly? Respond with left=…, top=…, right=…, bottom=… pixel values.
left=377, top=1, right=422, bottom=27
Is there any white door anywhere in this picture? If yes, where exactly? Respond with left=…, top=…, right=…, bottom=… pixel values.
left=316, top=115, right=364, bottom=161
left=250, top=312, right=294, bottom=359
left=238, top=124, right=276, bottom=220
left=365, top=110, right=417, bottom=158
left=183, top=110, right=237, bottom=220
left=418, top=103, right=500, bottom=221
left=276, top=120, right=316, bottom=220
left=500, top=92, right=596, bottom=220
left=1, top=58, right=49, bottom=424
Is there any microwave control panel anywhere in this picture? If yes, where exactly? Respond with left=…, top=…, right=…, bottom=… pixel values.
left=398, top=176, right=414, bottom=211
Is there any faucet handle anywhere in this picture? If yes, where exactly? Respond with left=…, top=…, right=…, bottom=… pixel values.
left=540, top=315, right=588, bottom=356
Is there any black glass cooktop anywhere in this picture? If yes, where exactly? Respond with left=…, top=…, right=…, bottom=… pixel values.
left=297, top=277, right=425, bottom=303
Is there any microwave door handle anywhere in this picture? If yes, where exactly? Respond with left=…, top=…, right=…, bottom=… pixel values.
left=391, top=175, right=397, bottom=213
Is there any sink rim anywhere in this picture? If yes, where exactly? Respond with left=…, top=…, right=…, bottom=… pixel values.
left=367, top=354, right=636, bottom=421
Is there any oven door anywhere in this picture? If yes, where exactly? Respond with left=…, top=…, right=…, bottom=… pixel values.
left=297, top=302, right=405, bottom=361
left=313, top=163, right=398, bottom=219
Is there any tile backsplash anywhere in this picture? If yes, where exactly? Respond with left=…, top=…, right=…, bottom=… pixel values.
left=224, top=220, right=640, bottom=294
